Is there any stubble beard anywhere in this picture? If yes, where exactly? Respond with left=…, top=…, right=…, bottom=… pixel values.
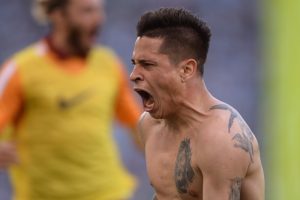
left=66, top=25, right=99, bottom=57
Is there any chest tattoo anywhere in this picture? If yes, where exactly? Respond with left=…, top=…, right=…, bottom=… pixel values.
left=174, top=138, right=195, bottom=194
left=229, top=177, right=243, bottom=200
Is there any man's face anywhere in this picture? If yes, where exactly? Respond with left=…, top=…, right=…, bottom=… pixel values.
left=62, top=0, right=104, bottom=56
left=130, top=37, right=183, bottom=119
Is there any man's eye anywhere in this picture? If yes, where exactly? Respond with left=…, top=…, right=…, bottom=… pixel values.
left=142, top=63, right=153, bottom=67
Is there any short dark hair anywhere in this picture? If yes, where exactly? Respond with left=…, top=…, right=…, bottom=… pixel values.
left=41, top=0, right=69, bottom=14
left=136, top=8, right=211, bottom=76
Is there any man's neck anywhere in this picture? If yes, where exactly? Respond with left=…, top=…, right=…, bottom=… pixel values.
left=47, top=30, right=89, bottom=59
left=163, top=80, right=217, bottom=131
left=48, top=31, right=72, bottom=58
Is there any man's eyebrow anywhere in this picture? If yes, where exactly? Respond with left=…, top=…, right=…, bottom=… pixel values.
left=131, top=59, right=157, bottom=65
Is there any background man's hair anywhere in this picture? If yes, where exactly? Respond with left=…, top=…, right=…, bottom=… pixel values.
left=136, top=8, right=211, bottom=76
left=32, top=0, right=69, bottom=24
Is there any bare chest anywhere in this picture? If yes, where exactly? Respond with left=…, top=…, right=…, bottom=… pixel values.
left=145, top=132, right=203, bottom=200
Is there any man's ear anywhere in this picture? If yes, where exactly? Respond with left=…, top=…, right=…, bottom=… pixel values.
left=179, top=59, right=198, bottom=82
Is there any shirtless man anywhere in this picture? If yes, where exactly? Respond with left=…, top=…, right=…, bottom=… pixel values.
left=130, top=8, right=264, bottom=200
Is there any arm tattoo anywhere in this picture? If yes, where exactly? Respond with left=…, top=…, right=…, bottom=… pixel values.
left=174, top=138, right=195, bottom=194
left=233, top=132, right=254, bottom=162
left=229, top=177, right=243, bottom=200
left=210, top=104, right=255, bottom=162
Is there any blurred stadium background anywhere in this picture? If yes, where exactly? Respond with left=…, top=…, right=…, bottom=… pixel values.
left=0, top=0, right=299, bottom=199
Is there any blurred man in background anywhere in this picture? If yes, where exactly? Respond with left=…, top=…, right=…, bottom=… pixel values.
left=0, top=0, right=141, bottom=199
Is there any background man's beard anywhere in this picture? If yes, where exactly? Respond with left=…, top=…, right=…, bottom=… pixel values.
left=67, top=26, right=98, bottom=57
left=67, top=28, right=88, bottom=57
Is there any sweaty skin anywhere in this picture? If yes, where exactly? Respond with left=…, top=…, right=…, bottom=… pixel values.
left=131, top=36, right=264, bottom=200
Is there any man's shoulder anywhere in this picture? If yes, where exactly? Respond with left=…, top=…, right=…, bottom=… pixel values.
left=139, top=112, right=161, bottom=130
left=197, top=102, right=257, bottom=167
left=138, top=112, right=161, bottom=141
left=10, top=40, right=46, bottom=67
left=198, top=103, right=236, bottom=153
left=90, top=45, right=123, bottom=73
left=91, top=45, right=118, bottom=60
left=204, top=103, right=241, bottom=134
left=193, top=102, right=262, bottom=185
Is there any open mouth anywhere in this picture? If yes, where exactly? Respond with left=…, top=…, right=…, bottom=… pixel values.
left=134, top=89, right=155, bottom=112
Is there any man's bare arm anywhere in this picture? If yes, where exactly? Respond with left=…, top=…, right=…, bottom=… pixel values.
left=200, top=104, right=258, bottom=200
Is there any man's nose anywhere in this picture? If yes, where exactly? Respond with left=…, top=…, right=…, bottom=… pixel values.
left=130, top=67, right=143, bottom=83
